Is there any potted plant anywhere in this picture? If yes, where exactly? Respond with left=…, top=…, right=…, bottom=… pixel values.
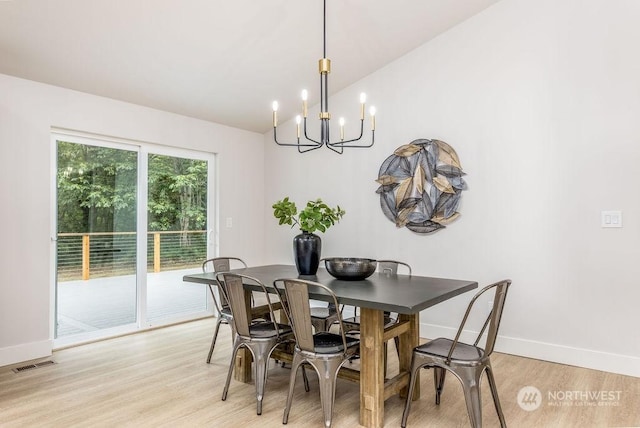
left=272, top=197, right=345, bottom=275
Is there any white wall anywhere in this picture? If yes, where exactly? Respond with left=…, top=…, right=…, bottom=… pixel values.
left=263, top=0, right=640, bottom=377
left=0, top=74, right=265, bottom=366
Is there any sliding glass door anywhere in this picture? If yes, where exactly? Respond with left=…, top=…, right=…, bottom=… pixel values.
left=145, top=152, right=210, bottom=323
left=53, top=133, right=214, bottom=344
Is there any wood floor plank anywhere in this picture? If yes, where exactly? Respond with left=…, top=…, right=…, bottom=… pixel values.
left=1, top=318, right=638, bottom=427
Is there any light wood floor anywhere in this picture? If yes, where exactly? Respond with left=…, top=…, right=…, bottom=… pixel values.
left=1, top=318, right=638, bottom=427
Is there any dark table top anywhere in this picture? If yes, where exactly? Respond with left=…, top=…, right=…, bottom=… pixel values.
left=183, top=264, right=477, bottom=315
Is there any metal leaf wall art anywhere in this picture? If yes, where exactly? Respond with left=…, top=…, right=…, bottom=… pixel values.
left=376, top=139, right=467, bottom=234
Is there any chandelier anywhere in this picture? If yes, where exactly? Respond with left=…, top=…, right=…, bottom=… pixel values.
left=271, top=0, right=376, bottom=154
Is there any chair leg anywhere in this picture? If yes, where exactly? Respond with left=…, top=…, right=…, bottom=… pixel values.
left=311, top=318, right=324, bottom=333
left=253, top=346, right=270, bottom=415
left=383, top=341, right=388, bottom=379
left=283, top=352, right=304, bottom=424
left=380, top=336, right=401, bottom=379
left=434, top=367, right=446, bottom=405
left=222, top=339, right=242, bottom=401
left=458, top=366, right=484, bottom=428
left=302, top=364, right=310, bottom=392
left=485, top=365, right=506, bottom=428
left=313, top=359, right=342, bottom=428
left=207, top=317, right=224, bottom=363
left=401, top=355, right=422, bottom=428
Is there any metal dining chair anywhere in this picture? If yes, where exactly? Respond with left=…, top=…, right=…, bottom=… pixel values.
left=201, top=257, right=247, bottom=363
left=401, top=279, right=512, bottom=428
left=274, top=278, right=360, bottom=428
left=377, top=259, right=412, bottom=277
left=216, top=272, right=296, bottom=415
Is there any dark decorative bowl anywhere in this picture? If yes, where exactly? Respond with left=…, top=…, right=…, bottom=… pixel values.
left=324, top=257, right=377, bottom=281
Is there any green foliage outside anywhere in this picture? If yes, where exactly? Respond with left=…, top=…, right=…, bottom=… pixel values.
left=57, top=142, right=138, bottom=233
left=56, top=141, right=208, bottom=274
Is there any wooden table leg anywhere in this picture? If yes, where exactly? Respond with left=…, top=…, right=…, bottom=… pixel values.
left=234, top=348, right=253, bottom=382
left=360, top=307, right=384, bottom=428
left=397, top=313, right=420, bottom=399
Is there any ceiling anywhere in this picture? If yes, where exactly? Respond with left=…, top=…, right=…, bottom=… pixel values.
left=0, top=0, right=501, bottom=134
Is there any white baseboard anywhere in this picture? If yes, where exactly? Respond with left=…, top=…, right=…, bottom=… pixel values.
left=4, top=325, right=638, bottom=379
left=0, top=340, right=52, bottom=368
left=421, top=323, right=640, bottom=378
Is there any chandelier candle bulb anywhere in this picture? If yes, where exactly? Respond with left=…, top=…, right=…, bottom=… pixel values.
left=370, top=106, right=376, bottom=130
left=339, top=117, right=345, bottom=141
left=296, top=115, right=301, bottom=139
left=272, top=101, right=279, bottom=127
left=301, top=90, right=308, bottom=118
left=360, top=93, right=366, bottom=119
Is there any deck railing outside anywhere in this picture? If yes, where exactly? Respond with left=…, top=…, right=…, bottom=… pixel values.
left=57, top=231, right=206, bottom=281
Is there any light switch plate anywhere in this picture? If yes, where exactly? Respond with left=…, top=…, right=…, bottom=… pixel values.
left=601, top=211, right=622, bottom=228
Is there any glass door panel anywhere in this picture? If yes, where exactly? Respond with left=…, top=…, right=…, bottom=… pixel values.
left=146, top=153, right=209, bottom=323
left=55, top=140, right=138, bottom=338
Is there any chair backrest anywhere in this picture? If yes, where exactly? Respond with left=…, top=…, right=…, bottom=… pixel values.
left=377, top=260, right=412, bottom=276
left=447, top=279, right=512, bottom=362
left=215, top=272, right=279, bottom=339
left=202, top=257, right=247, bottom=274
left=274, top=278, right=349, bottom=354
left=202, top=257, right=247, bottom=312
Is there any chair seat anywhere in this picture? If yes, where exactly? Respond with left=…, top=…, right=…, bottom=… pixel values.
left=415, top=337, right=485, bottom=362
left=313, top=332, right=359, bottom=354
left=248, top=321, right=293, bottom=338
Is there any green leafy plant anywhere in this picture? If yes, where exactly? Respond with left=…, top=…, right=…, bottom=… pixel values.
left=272, top=197, right=345, bottom=234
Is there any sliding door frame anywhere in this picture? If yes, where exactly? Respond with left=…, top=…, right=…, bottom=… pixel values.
left=50, top=129, right=217, bottom=348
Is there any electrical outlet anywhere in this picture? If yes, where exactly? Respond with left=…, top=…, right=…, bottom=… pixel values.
left=601, top=211, right=622, bottom=228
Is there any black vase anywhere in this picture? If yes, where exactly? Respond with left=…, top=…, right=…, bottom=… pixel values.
left=293, top=231, right=321, bottom=275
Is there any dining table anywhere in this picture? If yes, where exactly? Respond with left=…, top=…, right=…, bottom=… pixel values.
left=183, top=264, right=477, bottom=428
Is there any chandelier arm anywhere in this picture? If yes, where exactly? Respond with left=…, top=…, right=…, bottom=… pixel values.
left=326, top=143, right=344, bottom=155
left=328, top=120, right=365, bottom=147
left=302, top=117, right=323, bottom=146
left=328, top=130, right=375, bottom=148
left=297, top=143, right=324, bottom=154
left=274, top=128, right=323, bottom=148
